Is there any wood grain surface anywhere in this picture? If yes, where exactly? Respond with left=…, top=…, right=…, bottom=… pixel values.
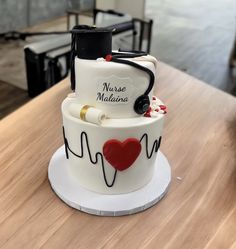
left=0, top=62, right=236, bottom=249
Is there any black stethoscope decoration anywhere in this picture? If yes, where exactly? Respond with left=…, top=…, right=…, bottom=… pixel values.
left=70, top=25, right=155, bottom=115
left=105, top=51, right=155, bottom=115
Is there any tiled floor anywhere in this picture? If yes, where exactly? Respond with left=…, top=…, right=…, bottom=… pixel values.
left=0, top=0, right=236, bottom=118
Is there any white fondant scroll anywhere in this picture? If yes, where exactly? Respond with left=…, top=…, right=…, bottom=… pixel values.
left=69, top=103, right=105, bottom=125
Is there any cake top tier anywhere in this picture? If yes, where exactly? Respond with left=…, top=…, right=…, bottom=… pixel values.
left=74, top=56, right=157, bottom=118
left=70, top=25, right=158, bottom=118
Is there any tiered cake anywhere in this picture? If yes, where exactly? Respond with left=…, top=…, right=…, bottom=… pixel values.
left=61, top=26, right=167, bottom=195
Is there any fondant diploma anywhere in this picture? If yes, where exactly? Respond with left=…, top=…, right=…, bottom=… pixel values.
left=69, top=103, right=105, bottom=125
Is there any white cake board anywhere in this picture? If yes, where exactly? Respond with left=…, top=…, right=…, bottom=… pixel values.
left=48, top=146, right=171, bottom=216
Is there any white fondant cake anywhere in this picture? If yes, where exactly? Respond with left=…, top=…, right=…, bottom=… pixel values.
left=61, top=26, right=167, bottom=195
left=62, top=97, right=164, bottom=194
left=74, top=55, right=157, bottom=118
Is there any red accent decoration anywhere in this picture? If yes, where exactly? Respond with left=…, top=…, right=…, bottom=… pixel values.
left=159, top=105, right=167, bottom=110
left=105, top=54, right=113, bottom=61
left=144, top=112, right=151, bottom=117
left=144, top=106, right=152, bottom=117
left=103, top=138, right=141, bottom=171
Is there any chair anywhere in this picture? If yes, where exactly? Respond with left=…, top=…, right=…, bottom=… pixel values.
left=24, top=7, right=153, bottom=97
left=67, top=7, right=153, bottom=53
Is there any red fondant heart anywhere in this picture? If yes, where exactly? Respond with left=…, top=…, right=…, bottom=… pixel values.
left=103, top=138, right=141, bottom=171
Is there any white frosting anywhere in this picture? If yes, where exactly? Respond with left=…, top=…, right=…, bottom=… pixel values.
left=62, top=97, right=164, bottom=194
left=61, top=53, right=166, bottom=195
left=74, top=56, right=156, bottom=118
left=132, top=55, right=158, bottom=69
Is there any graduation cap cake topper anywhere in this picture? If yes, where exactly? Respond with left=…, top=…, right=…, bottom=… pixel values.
left=70, top=25, right=112, bottom=90
left=71, top=25, right=112, bottom=59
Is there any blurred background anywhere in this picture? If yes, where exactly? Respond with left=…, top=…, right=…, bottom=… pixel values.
left=0, top=0, right=236, bottom=118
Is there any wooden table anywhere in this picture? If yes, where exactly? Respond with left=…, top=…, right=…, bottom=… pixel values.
left=1, top=62, right=236, bottom=249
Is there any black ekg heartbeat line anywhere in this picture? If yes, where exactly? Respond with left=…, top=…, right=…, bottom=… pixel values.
left=63, top=127, right=162, bottom=187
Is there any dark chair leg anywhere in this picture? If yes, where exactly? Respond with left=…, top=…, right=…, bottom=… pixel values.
left=75, top=14, right=79, bottom=26
left=132, top=20, right=136, bottom=50
left=67, top=13, right=70, bottom=30
left=229, top=36, right=236, bottom=68
left=147, top=20, right=153, bottom=54
left=139, top=21, right=144, bottom=51
left=93, top=8, right=98, bottom=25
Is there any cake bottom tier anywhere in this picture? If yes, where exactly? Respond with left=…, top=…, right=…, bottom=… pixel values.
left=48, top=147, right=171, bottom=216
left=62, top=98, right=164, bottom=194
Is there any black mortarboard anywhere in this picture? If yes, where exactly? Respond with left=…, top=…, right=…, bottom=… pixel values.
left=70, top=25, right=112, bottom=90
left=71, top=25, right=112, bottom=59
